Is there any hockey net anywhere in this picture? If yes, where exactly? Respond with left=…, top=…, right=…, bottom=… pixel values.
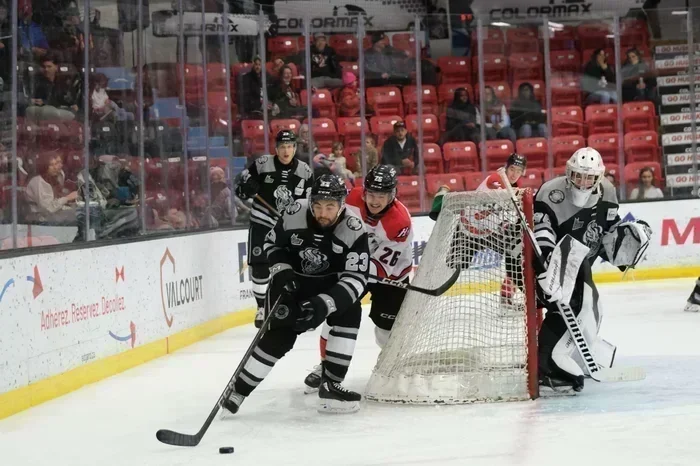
left=365, top=189, right=538, bottom=404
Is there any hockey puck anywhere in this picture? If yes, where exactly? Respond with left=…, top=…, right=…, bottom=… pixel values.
left=219, top=447, right=234, bottom=454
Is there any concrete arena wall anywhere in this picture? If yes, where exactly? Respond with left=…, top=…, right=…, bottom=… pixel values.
left=1, top=198, right=698, bottom=419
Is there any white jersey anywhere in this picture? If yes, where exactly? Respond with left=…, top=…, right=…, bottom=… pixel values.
left=346, top=187, right=413, bottom=280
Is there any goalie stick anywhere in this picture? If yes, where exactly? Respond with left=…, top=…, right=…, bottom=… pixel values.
left=155, top=295, right=283, bottom=447
left=496, top=169, right=645, bottom=383
left=255, top=194, right=460, bottom=297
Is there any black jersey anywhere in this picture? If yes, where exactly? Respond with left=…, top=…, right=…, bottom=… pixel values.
left=235, top=155, right=313, bottom=229
left=263, top=199, right=370, bottom=316
left=534, top=176, right=621, bottom=264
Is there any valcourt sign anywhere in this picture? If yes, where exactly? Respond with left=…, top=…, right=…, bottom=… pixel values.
left=159, top=247, right=204, bottom=328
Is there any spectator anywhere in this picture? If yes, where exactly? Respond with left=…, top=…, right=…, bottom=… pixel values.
left=296, top=123, right=318, bottom=158
left=303, top=32, right=343, bottom=89
left=17, top=0, right=48, bottom=60
left=364, top=32, right=412, bottom=88
left=352, top=134, right=379, bottom=177
left=25, top=53, right=81, bottom=121
left=482, top=86, right=516, bottom=143
left=209, top=166, right=234, bottom=224
left=381, top=121, right=418, bottom=174
left=33, top=0, right=74, bottom=31
left=25, top=150, right=78, bottom=223
left=621, top=48, right=657, bottom=103
left=270, top=65, right=310, bottom=119
left=440, top=87, right=480, bottom=144
left=582, top=48, right=617, bottom=104
left=312, top=153, right=345, bottom=179
left=510, top=82, right=547, bottom=139
left=337, top=71, right=362, bottom=117
left=90, top=73, right=120, bottom=122
left=604, top=170, right=619, bottom=197
left=0, top=0, right=10, bottom=104
left=629, top=166, right=663, bottom=200
left=48, top=5, right=93, bottom=67
left=328, top=141, right=354, bottom=181
left=240, top=56, right=273, bottom=118
left=270, top=58, right=286, bottom=77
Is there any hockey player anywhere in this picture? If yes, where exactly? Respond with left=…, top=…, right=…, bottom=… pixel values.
left=302, top=165, right=414, bottom=393
left=221, top=175, right=370, bottom=415
left=429, top=154, right=527, bottom=308
left=684, top=278, right=700, bottom=312
left=235, top=130, right=313, bottom=328
left=534, top=147, right=652, bottom=392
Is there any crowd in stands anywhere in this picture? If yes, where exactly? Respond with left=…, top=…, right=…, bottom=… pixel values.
left=0, top=2, right=673, bottom=247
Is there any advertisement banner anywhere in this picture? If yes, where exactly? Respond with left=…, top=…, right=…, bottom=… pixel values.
left=0, top=229, right=252, bottom=395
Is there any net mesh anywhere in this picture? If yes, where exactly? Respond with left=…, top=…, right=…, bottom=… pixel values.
left=364, top=189, right=535, bottom=404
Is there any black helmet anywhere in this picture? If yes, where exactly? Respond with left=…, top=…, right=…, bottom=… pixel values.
left=506, top=153, right=527, bottom=170
left=364, top=165, right=398, bottom=193
left=310, top=174, right=347, bottom=205
left=276, top=129, right=297, bottom=146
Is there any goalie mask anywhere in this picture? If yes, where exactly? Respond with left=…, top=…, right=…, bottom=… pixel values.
left=565, top=147, right=605, bottom=208
left=309, top=174, right=347, bottom=228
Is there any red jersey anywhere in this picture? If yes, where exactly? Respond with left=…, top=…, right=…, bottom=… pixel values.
left=346, top=187, right=413, bottom=280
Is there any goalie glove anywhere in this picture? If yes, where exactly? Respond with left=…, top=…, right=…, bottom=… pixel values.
left=602, top=220, right=652, bottom=267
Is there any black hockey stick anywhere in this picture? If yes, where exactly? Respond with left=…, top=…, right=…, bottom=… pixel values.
left=255, top=194, right=460, bottom=297
left=496, top=168, right=645, bottom=383
left=156, top=295, right=282, bottom=447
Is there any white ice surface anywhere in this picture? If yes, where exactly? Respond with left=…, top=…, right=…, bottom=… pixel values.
left=2, top=278, right=700, bottom=466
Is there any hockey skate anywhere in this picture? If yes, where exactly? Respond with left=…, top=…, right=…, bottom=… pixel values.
left=499, top=278, right=525, bottom=315
left=318, top=379, right=361, bottom=414
left=303, top=364, right=322, bottom=394
left=684, top=301, right=700, bottom=312
left=219, top=390, right=246, bottom=420
left=539, top=374, right=584, bottom=397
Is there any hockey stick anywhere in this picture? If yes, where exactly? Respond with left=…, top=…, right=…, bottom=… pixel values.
left=155, top=295, right=283, bottom=447
left=255, top=194, right=460, bottom=297
left=496, top=169, right=645, bottom=383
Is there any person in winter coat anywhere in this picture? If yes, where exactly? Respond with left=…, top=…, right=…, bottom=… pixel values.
left=440, top=87, right=481, bottom=144
left=482, top=86, right=516, bottom=143
left=582, top=48, right=617, bottom=104
left=509, top=82, right=547, bottom=139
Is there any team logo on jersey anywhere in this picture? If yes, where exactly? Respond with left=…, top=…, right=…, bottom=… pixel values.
left=572, top=218, right=584, bottom=231
left=299, top=248, right=330, bottom=274
left=264, top=175, right=274, bottom=183
left=584, top=221, right=604, bottom=257
left=273, top=185, right=294, bottom=213
left=274, top=304, right=290, bottom=320
left=346, top=216, right=363, bottom=231
left=286, top=201, right=302, bottom=215
left=256, top=155, right=269, bottom=165
left=291, top=234, right=303, bottom=246
left=548, top=189, right=565, bottom=204
left=607, top=208, right=618, bottom=221
left=331, top=242, right=343, bottom=254
left=396, top=226, right=410, bottom=239
left=252, top=246, right=262, bottom=257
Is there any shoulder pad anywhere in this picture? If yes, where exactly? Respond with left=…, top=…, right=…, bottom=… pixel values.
left=599, top=177, right=619, bottom=204
left=282, top=199, right=310, bottom=230
left=295, top=160, right=313, bottom=180
left=536, top=177, right=567, bottom=204
left=334, top=209, right=367, bottom=247
left=382, top=201, right=413, bottom=242
left=255, top=155, right=276, bottom=173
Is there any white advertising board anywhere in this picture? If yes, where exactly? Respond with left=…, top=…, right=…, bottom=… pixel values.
left=0, top=228, right=253, bottom=395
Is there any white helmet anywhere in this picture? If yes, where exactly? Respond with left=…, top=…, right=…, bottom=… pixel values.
left=565, top=147, right=605, bottom=207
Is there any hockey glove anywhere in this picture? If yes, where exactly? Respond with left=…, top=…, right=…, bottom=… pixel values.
left=602, top=219, right=652, bottom=267
left=268, top=264, right=299, bottom=303
left=267, top=291, right=300, bottom=331
left=294, top=296, right=328, bottom=333
left=234, top=170, right=259, bottom=200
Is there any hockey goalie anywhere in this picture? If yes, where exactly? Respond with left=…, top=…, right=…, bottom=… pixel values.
left=534, top=148, right=652, bottom=392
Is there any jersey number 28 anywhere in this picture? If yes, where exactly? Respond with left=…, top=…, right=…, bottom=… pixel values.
left=346, top=252, right=369, bottom=272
